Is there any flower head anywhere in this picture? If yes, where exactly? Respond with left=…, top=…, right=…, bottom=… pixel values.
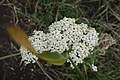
left=20, top=17, right=99, bottom=67
left=92, top=64, right=98, bottom=72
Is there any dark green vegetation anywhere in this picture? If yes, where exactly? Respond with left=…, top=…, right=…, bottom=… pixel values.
left=0, top=0, right=120, bottom=80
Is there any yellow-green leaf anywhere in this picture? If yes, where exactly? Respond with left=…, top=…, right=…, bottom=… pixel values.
left=37, top=51, right=67, bottom=65
left=5, top=24, right=37, bottom=54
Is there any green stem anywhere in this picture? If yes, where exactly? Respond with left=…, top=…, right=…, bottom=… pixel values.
left=36, top=61, right=53, bottom=80
left=0, top=53, right=20, bottom=60
left=55, top=7, right=59, bottom=21
left=69, top=57, right=85, bottom=80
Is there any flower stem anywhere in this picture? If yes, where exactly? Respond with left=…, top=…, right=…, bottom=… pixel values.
left=36, top=61, right=53, bottom=80
left=69, top=57, right=85, bottom=80
left=0, top=52, right=21, bottom=60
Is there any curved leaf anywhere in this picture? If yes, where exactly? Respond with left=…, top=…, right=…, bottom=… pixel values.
left=5, top=24, right=37, bottom=54
left=37, top=51, right=67, bottom=65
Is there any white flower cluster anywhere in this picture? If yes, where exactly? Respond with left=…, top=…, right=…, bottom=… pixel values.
left=20, top=17, right=99, bottom=67
left=20, top=31, right=47, bottom=64
left=91, top=64, right=98, bottom=72
left=48, top=17, right=99, bottom=68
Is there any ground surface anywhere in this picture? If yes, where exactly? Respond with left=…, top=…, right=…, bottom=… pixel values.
left=0, top=0, right=120, bottom=80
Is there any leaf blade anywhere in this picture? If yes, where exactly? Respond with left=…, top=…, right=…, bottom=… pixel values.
left=37, top=51, right=67, bottom=65
left=5, top=24, right=37, bottom=54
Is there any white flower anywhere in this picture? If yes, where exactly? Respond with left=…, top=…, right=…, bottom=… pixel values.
left=20, top=17, right=99, bottom=66
left=20, top=47, right=38, bottom=64
left=91, top=64, right=98, bottom=72
left=48, top=17, right=99, bottom=68
left=20, top=30, right=47, bottom=64
left=46, top=30, right=69, bottom=53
